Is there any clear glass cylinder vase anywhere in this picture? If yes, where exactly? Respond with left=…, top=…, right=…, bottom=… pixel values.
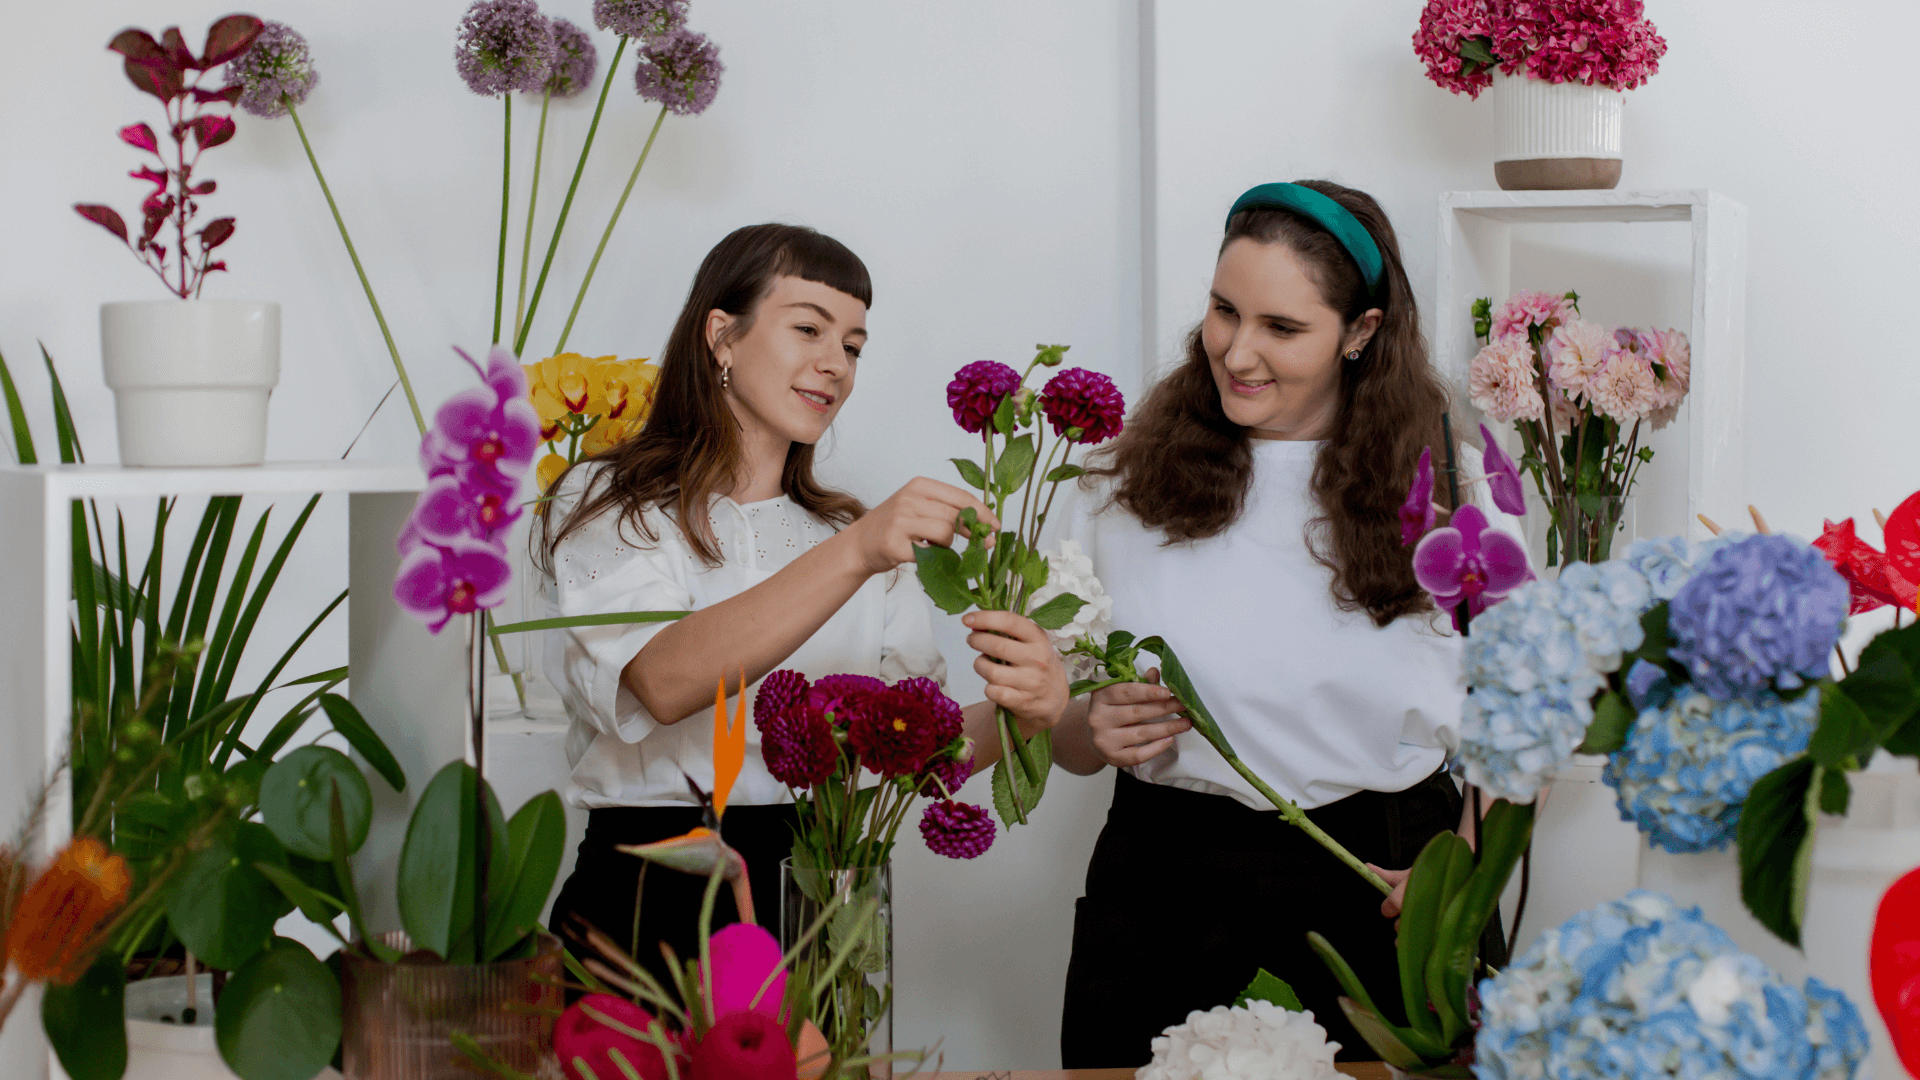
left=339, top=932, right=563, bottom=1080
left=486, top=516, right=567, bottom=721
left=1529, top=492, right=1635, bottom=567
left=780, top=859, right=893, bottom=1080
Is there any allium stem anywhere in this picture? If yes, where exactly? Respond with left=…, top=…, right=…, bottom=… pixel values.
left=553, top=103, right=668, bottom=356
left=513, top=91, right=554, bottom=345
left=515, top=35, right=631, bottom=358
left=494, top=95, right=513, bottom=346
left=286, top=102, right=425, bottom=434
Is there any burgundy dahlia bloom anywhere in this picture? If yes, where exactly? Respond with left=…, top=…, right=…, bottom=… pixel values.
left=759, top=703, right=838, bottom=788
left=890, top=676, right=963, bottom=745
left=634, top=28, right=722, bottom=116
left=546, top=18, right=598, bottom=98
left=592, top=0, right=686, bottom=41
left=1039, top=367, right=1125, bottom=444
left=845, top=690, right=938, bottom=775
left=915, top=750, right=974, bottom=800
left=454, top=0, right=556, bottom=97
left=754, top=669, right=810, bottom=725
left=919, top=800, right=995, bottom=859
left=946, top=361, right=1021, bottom=434
left=809, top=674, right=885, bottom=727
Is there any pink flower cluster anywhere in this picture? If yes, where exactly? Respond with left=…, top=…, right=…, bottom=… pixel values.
left=1468, top=293, right=1688, bottom=428
left=1415, top=0, right=1667, bottom=97
left=393, top=346, right=542, bottom=633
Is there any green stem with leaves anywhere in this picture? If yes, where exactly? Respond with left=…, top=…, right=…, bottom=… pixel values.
left=554, top=104, right=670, bottom=356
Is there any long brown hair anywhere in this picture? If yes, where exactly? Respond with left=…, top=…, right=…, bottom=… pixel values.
left=1093, top=180, right=1452, bottom=626
left=542, top=223, right=870, bottom=565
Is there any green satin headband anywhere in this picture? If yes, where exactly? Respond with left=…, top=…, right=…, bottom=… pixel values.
left=1226, top=182, right=1384, bottom=299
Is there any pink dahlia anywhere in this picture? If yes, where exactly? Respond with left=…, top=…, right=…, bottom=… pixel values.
left=1039, top=367, right=1125, bottom=445
left=1545, top=316, right=1613, bottom=398
left=890, top=676, right=964, bottom=745
left=753, top=669, right=809, bottom=725
left=1585, top=348, right=1662, bottom=422
left=946, top=361, right=1021, bottom=434
left=919, top=800, right=995, bottom=859
left=1467, top=336, right=1544, bottom=422
left=844, top=689, right=939, bottom=776
left=1491, top=290, right=1572, bottom=340
left=759, top=702, right=838, bottom=788
left=1413, top=0, right=1496, bottom=98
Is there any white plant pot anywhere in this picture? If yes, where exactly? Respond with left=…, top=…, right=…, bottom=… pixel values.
left=101, top=299, right=280, bottom=467
left=125, top=974, right=343, bottom=1080
left=1491, top=70, right=1625, bottom=190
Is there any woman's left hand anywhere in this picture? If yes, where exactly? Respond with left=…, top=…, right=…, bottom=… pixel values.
left=964, top=610, right=1069, bottom=734
left=1368, top=862, right=1413, bottom=920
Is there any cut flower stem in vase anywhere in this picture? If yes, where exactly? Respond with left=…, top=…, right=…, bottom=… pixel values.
left=781, top=858, right=893, bottom=1080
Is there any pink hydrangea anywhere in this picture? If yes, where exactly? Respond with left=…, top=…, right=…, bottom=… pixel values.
left=1585, top=348, right=1662, bottom=421
left=1492, top=290, right=1573, bottom=340
left=1488, top=0, right=1668, bottom=91
left=1468, top=336, right=1544, bottom=422
left=1413, top=0, right=1496, bottom=98
left=1545, top=316, right=1613, bottom=398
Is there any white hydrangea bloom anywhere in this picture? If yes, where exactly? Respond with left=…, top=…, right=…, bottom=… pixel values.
left=1136, top=1000, right=1342, bottom=1080
left=1025, top=540, right=1113, bottom=677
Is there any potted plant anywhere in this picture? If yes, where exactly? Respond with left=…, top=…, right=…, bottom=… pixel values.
left=1413, top=0, right=1669, bottom=190
left=76, top=15, right=281, bottom=467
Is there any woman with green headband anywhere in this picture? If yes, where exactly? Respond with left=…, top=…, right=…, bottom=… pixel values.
left=1049, top=180, right=1499, bottom=1065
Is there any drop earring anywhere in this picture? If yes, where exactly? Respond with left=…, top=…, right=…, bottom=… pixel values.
left=720, top=365, right=731, bottom=389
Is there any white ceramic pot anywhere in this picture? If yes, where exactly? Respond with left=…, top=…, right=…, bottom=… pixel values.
left=101, top=299, right=280, bottom=467
left=123, top=975, right=240, bottom=1080
left=1491, top=70, right=1625, bottom=190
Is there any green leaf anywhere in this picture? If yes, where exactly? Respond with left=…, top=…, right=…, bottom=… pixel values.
left=1808, top=684, right=1874, bottom=769
left=1027, top=592, right=1086, bottom=631
left=253, top=861, right=348, bottom=942
left=1818, top=768, right=1852, bottom=816
left=1737, top=756, right=1816, bottom=947
left=327, top=783, right=397, bottom=963
left=259, top=745, right=373, bottom=861
left=1426, top=800, right=1534, bottom=1044
left=989, top=732, right=1053, bottom=827
left=1632, top=603, right=1673, bottom=665
left=1458, top=35, right=1496, bottom=66
left=994, top=434, right=1037, bottom=496
left=1843, top=638, right=1919, bottom=732
left=484, top=790, right=567, bottom=961
left=0, top=345, right=37, bottom=464
left=1337, top=998, right=1424, bottom=1071
left=1396, top=831, right=1471, bottom=1040
left=488, top=610, right=689, bottom=636
left=913, top=544, right=975, bottom=615
left=990, top=393, right=1017, bottom=434
left=215, top=938, right=342, bottom=1080
left=959, top=536, right=989, bottom=580
left=43, top=342, right=83, bottom=463
left=1018, top=548, right=1049, bottom=595
left=949, top=457, right=988, bottom=490
left=399, top=761, right=507, bottom=962
left=1044, top=463, right=1085, bottom=483
left=1135, top=637, right=1230, bottom=751
left=1234, top=968, right=1303, bottom=1011
left=317, top=693, right=406, bottom=792
left=1578, top=691, right=1636, bottom=755
left=167, top=821, right=292, bottom=970
left=43, top=957, right=125, bottom=1080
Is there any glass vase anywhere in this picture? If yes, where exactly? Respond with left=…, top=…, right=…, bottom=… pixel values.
left=338, top=932, right=563, bottom=1080
left=486, top=516, right=567, bottom=721
left=1530, top=492, right=1635, bottom=567
left=780, top=858, right=893, bottom=1080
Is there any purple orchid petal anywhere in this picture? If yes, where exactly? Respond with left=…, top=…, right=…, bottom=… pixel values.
left=394, top=543, right=458, bottom=633
left=392, top=536, right=514, bottom=634
left=1400, top=446, right=1436, bottom=546
left=1477, top=524, right=1535, bottom=597
left=1413, top=524, right=1467, bottom=599
left=707, top=923, right=786, bottom=1020
left=412, top=475, right=479, bottom=545
left=1479, top=424, right=1527, bottom=517
left=484, top=344, right=530, bottom=404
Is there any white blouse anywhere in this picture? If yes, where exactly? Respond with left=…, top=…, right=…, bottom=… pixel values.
left=542, top=466, right=946, bottom=809
left=1057, top=439, right=1487, bottom=811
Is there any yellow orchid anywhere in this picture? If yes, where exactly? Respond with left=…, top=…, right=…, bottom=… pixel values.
left=525, top=353, right=613, bottom=438
left=593, top=357, right=659, bottom=426
left=535, top=452, right=569, bottom=496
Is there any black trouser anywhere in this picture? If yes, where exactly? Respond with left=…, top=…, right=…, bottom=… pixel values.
left=547, top=803, right=799, bottom=994
left=1060, top=768, right=1499, bottom=1067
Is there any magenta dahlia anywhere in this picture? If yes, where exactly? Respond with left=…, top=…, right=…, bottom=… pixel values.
left=754, top=669, right=810, bottom=725
left=890, top=676, right=964, bottom=745
left=919, top=800, right=995, bottom=859
left=915, top=750, right=974, bottom=800
left=759, top=702, right=839, bottom=788
left=845, top=690, right=939, bottom=775
left=946, top=361, right=1021, bottom=434
left=1039, top=367, right=1125, bottom=445
left=808, top=674, right=886, bottom=727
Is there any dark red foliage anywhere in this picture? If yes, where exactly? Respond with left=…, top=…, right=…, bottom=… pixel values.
left=73, top=205, right=129, bottom=245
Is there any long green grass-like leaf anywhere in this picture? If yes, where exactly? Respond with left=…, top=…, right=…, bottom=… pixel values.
left=244, top=678, right=346, bottom=767
left=163, top=500, right=222, bottom=645
left=214, top=589, right=347, bottom=769
left=0, top=345, right=35, bottom=464
left=70, top=499, right=101, bottom=715
left=165, top=496, right=239, bottom=743
left=138, top=499, right=173, bottom=672
left=206, top=495, right=321, bottom=709
left=193, top=509, right=272, bottom=720
left=41, top=342, right=82, bottom=464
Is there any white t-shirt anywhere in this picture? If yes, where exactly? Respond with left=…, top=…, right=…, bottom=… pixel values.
left=542, top=466, right=946, bottom=809
left=1058, top=439, right=1474, bottom=811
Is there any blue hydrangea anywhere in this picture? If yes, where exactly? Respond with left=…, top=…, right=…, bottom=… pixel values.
left=1603, top=688, right=1819, bottom=853
left=1476, top=891, right=1870, bottom=1080
left=1669, top=534, right=1849, bottom=702
left=1622, top=535, right=1703, bottom=601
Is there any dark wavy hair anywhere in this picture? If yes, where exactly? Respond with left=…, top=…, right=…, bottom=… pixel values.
left=1091, top=180, right=1452, bottom=626
left=541, top=223, right=870, bottom=566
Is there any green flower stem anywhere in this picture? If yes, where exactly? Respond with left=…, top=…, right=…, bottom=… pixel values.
left=1217, top=747, right=1391, bottom=894
left=285, top=102, right=424, bottom=434
left=493, top=94, right=512, bottom=345
left=513, top=91, right=553, bottom=345
left=553, top=103, right=669, bottom=356
left=515, top=35, right=630, bottom=358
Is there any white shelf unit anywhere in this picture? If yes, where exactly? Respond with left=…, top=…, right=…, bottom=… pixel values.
left=1435, top=188, right=1749, bottom=539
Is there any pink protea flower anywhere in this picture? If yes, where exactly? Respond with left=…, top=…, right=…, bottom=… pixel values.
left=758, top=702, right=838, bottom=788
left=1492, top=290, right=1571, bottom=340
left=690, top=1012, right=795, bottom=1080
left=1412, top=0, right=1497, bottom=97
left=890, top=675, right=964, bottom=745
left=1545, top=316, right=1613, bottom=398
left=1039, top=367, right=1126, bottom=445
left=1467, top=336, right=1544, bottom=422
left=1585, top=348, right=1662, bottom=421
left=393, top=535, right=513, bottom=633
left=919, top=800, right=996, bottom=859
left=707, top=922, right=787, bottom=1021
left=946, top=361, right=1021, bottom=434
left=753, top=669, right=810, bottom=725
left=1412, top=503, right=1533, bottom=619
left=1479, top=423, right=1527, bottom=517
left=1400, top=446, right=1436, bottom=546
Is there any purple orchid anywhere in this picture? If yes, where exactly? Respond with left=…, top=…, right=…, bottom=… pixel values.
left=1400, top=446, right=1436, bottom=546
left=399, top=471, right=521, bottom=549
left=1413, top=503, right=1534, bottom=619
left=394, top=534, right=514, bottom=633
left=1479, top=424, right=1527, bottom=517
left=422, top=346, right=543, bottom=483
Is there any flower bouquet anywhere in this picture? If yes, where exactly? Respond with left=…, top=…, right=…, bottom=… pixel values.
left=1466, top=290, right=1691, bottom=565
left=915, top=345, right=1125, bottom=824
left=1413, top=0, right=1668, bottom=99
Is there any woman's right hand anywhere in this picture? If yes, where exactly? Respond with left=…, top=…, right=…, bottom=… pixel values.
left=839, top=477, right=998, bottom=576
left=1087, top=669, right=1191, bottom=767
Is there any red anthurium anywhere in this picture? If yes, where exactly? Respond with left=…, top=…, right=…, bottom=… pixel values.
left=1814, top=518, right=1915, bottom=615
left=118, top=123, right=159, bottom=155
left=1872, top=865, right=1920, bottom=1078
left=1888, top=491, right=1920, bottom=612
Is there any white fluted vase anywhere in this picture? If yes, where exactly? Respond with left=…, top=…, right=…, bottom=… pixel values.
left=1492, top=70, right=1625, bottom=190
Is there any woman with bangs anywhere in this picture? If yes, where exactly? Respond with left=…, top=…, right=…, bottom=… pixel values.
left=538, top=223, right=1069, bottom=985
left=1051, top=181, right=1503, bottom=1066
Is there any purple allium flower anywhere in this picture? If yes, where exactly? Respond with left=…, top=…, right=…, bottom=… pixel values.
left=1479, top=423, right=1527, bottom=517
left=422, top=346, right=543, bottom=487
left=225, top=20, right=318, bottom=119
left=394, top=535, right=513, bottom=633
left=754, top=668, right=810, bottom=726
left=946, top=361, right=1021, bottom=434
left=890, top=676, right=964, bottom=745
left=1668, top=534, right=1849, bottom=701
left=1413, top=503, right=1534, bottom=618
left=759, top=702, right=839, bottom=788
left=1039, top=367, right=1126, bottom=445
left=633, top=28, right=722, bottom=116
left=1400, top=446, right=1436, bottom=546
left=455, top=0, right=557, bottom=98
left=592, top=0, right=687, bottom=41
left=915, top=749, right=974, bottom=800
left=919, top=800, right=995, bottom=859
left=544, top=17, right=598, bottom=97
